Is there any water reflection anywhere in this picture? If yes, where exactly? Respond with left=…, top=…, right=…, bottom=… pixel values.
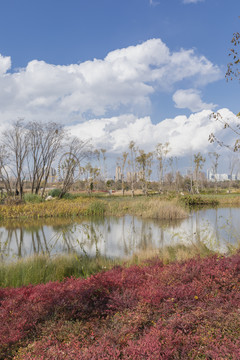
left=1, top=207, right=240, bottom=262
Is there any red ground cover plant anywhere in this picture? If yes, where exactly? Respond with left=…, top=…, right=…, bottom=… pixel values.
left=1, top=254, right=240, bottom=359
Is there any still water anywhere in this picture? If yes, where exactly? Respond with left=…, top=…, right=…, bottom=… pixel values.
left=0, top=207, right=240, bottom=262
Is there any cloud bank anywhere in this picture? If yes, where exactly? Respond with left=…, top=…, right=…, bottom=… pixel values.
left=0, top=38, right=221, bottom=124
left=68, top=108, right=238, bottom=157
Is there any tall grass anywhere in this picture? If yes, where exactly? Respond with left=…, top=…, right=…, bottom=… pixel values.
left=2, top=236, right=238, bottom=288
left=105, top=197, right=188, bottom=219
left=0, top=254, right=118, bottom=288
left=0, top=196, right=188, bottom=220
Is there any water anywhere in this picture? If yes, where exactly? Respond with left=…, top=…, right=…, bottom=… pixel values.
left=1, top=207, right=240, bottom=261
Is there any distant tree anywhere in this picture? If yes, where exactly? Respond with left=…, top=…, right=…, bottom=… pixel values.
left=117, top=151, right=128, bottom=196
left=136, top=150, right=153, bottom=195
left=58, top=137, right=92, bottom=198
left=193, top=152, right=205, bottom=193
left=2, top=120, right=29, bottom=199
left=209, top=151, right=220, bottom=193
left=128, top=141, right=137, bottom=197
left=155, top=142, right=170, bottom=192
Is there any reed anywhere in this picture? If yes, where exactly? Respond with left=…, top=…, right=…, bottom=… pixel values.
left=2, top=236, right=238, bottom=288
left=0, top=253, right=118, bottom=288
left=0, top=196, right=188, bottom=220
left=105, top=197, right=188, bottom=219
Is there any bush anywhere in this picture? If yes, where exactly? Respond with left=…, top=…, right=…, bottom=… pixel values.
left=23, top=193, right=43, bottom=203
left=48, top=188, right=62, bottom=197
left=1, top=255, right=240, bottom=359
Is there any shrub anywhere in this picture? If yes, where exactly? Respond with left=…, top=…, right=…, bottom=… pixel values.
left=23, top=193, right=43, bottom=203
left=48, top=188, right=62, bottom=197
left=1, top=255, right=240, bottom=359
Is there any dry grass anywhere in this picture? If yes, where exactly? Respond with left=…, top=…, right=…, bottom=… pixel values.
left=0, top=195, right=188, bottom=220
left=105, top=197, right=188, bottom=219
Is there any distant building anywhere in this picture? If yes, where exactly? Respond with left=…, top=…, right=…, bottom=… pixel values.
left=115, top=166, right=122, bottom=182
left=207, top=169, right=240, bottom=182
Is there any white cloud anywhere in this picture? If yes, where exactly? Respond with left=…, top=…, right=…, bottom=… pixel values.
left=0, top=38, right=222, bottom=125
left=173, top=89, right=217, bottom=112
left=183, top=0, right=204, bottom=4
left=68, top=108, right=238, bottom=157
left=0, top=54, right=11, bottom=75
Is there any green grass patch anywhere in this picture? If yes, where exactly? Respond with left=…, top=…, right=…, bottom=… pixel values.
left=0, top=254, right=117, bottom=288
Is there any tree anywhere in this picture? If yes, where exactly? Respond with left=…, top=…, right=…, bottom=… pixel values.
left=128, top=141, right=137, bottom=197
left=209, top=151, right=220, bottom=193
left=209, top=26, right=240, bottom=150
left=136, top=150, right=153, bottom=195
left=155, top=142, right=170, bottom=193
left=2, top=120, right=29, bottom=199
left=0, top=145, right=12, bottom=196
left=58, top=137, right=92, bottom=198
left=27, top=121, right=65, bottom=197
left=83, top=162, right=100, bottom=194
left=226, top=31, right=240, bottom=81
left=193, top=152, right=205, bottom=193
left=117, top=151, right=128, bottom=196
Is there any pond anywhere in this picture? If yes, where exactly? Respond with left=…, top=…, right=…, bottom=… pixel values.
left=1, top=207, right=240, bottom=262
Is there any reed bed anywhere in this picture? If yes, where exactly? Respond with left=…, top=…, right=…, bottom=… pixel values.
left=0, top=254, right=118, bottom=288
left=105, top=197, right=188, bottom=219
left=2, top=237, right=238, bottom=288
left=0, top=196, right=188, bottom=220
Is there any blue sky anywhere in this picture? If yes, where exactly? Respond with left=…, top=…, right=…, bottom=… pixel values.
left=0, top=0, right=240, bottom=174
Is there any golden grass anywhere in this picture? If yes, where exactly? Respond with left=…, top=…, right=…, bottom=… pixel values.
left=105, top=197, right=188, bottom=219
left=0, top=196, right=188, bottom=220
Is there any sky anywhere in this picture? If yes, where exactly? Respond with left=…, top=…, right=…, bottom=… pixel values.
left=0, top=0, right=240, bottom=176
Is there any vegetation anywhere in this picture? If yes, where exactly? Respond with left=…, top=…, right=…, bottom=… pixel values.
left=0, top=254, right=117, bottom=288
left=0, top=192, right=240, bottom=220
left=0, top=195, right=189, bottom=220
left=23, top=193, right=43, bottom=204
left=1, top=253, right=240, bottom=359
left=0, top=238, right=221, bottom=289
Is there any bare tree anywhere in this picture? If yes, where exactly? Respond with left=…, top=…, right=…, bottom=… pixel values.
left=58, top=137, right=92, bottom=198
left=128, top=141, right=137, bottom=197
left=136, top=150, right=153, bottom=195
left=226, top=30, right=240, bottom=81
left=193, top=152, right=205, bottom=193
left=117, top=151, right=128, bottom=196
left=0, top=145, right=13, bottom=196
left=155, top=142, right=170, bottom=193
left=228, top=154, right=239, bottom=190
left=2, top=120, right=29, bottom=199
left=209, top=151, right=220, bottom=193
left=27, top=121, right=65, bottom=197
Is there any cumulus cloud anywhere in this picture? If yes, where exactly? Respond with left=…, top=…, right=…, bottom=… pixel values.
left=173, top=89, right=217, bottom=112
left=68, top=108, right=238, bottom=157
left=0, top=38, right=222, bottom=125
left=0, top=54, right=11, bottom=75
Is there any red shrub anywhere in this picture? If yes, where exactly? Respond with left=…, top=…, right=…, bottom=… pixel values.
left=1, top=255, right=240, bottom=359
